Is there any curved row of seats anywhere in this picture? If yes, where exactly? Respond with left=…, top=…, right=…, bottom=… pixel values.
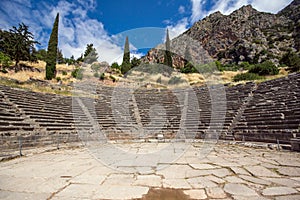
left=0, top=73, right=299, bottom=153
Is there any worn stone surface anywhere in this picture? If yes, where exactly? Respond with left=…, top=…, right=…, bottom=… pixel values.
left=244, top=165, right=280, bottom=177
left=239, top=175, right=271, bottom=185
left=183, top=189, right=207, bottom=199
left=275, top=195, right=300, bottom=200
left=1, top=143, right=300, bottom=200
left=262, top=186, right=298, bottom=196
left=163, top=178, right=192, bottom=189
left=277, top=167, right=300, bottom=177
left=224, top=183, right=258, bottom=196
left=133, top=175, right=162, bottom=187
left=206, top=187, right=227, bottom=198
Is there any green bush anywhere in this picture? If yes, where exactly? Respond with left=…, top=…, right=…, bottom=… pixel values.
left=94, top=72, right=100, bottom=78
left=100, top=73, right=105, bottom=80
left=0, top=52, right=12, bottom=67
left=194, top=62, right=217, bottom=73
left=233, top=73, right=262, bottom=82
left=239, top=62, right=251, bottom=70
left=62, top=71, right=67, bottom=75
left=181, top=62, right=197, bottom=73
left=249, top=61, right=279, bottom=75
left=111, top=62, right=120, bottom=70
left=280, top=51, right=300, bottom=72
left=71, top=67, right=84, bottom=80
left=215, top=61, right=224, bottom=71
left=109, top=75, right=116, bottom=82
left=0, top=68, right=8, bottom=73
left=91, top=62, right=101, bottom=72
left=56, top=76, right=61, bottom=82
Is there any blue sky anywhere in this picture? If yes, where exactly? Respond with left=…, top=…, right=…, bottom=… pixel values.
left=0, top=0, right=293, bottom=64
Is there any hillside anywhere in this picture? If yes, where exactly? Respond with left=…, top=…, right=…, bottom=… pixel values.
left=142, top=0, right=300, bottom=68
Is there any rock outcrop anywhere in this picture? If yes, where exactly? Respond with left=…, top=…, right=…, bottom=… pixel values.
left=142, top=0, right=300, bottom=68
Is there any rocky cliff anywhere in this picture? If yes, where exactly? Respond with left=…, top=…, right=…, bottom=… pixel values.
left=141, top=0, right=300, bottom=68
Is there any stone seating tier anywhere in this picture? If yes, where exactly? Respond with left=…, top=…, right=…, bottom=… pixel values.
left=0, top=73, right=299, bottom=150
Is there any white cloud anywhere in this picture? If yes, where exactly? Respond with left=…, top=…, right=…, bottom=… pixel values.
left=190, top=0, right=207, bottom=23
left=178, top=5, right=186, bottom=14
left=0, top=0, right=126, bottom=64
left=189, top=0, right=293, bottom=23
left=250, top=0, right=293, bottom=13
left=208, top=0, right=250, bottom=15
left=166, top=18, right=189, bottom=39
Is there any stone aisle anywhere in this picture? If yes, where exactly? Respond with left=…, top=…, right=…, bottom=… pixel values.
left=0, top=143, right=300, bottom=200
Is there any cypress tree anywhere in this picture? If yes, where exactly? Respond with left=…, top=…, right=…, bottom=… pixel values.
left=121, top=36, right=131, bottom=74
left=46, top=13, right=59, bottom=80
left=163, top=29, right=172, bottom=68
left=181, top=46, right=196, bottom=73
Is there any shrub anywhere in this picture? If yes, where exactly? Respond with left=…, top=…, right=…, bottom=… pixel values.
left=110, top=75, right=116, bottom=82
left=0, top=52, right=12, bottom=67
left=62, top=71, right=67, bottom=75
left=99, top=73, right=105, bottom=80
left=0, top=68, right=8, bottom=73
left=91, top=62, right=101, bottom=72
left=239, top=62, right=251, bottom=70
left=249, top=61, right=279, bottom=76
left=215, top=61, right=224, bottom=71
left=223, top=63, right=240, bottom=71
left=280, top=51, right=300, bottom=72
left=56, top=76, right=61, bottom=82
left=233, top=73, right=262, bottom=82
left=71, top=67, right=84, bottom=80
left=111, top=62, right=120, bottom=70
left=168, top=76, right=184, bottom=85
left=195, top=62, right=217, bottom=73
left=181, top=62, right=197, bottom=73
left=94, top=72, right=100, bottom=78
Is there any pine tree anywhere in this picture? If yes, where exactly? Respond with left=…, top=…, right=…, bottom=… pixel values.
left=0, top=23, right=39, bottom=69
left=46, top=13, right=59, bottom=80
left=121, top=36, right=131, bottom=74
left=163, top=29, right=172, bottom=68
left=83, top=43, right=98, bottom=64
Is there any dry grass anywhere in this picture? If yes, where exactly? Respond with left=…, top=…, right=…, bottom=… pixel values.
left=0, top=67, right=76, bottom=85
left=20, top=61, right=75, bottom=71
left=0, top=70, right=44, bottom=82
left=221, top=71, right=243, bottom=83
left=0, top=61, right=78, bottom=95
left=0, top=61, right=292, bottom=95
left=0, top=78, right=72, bottom=96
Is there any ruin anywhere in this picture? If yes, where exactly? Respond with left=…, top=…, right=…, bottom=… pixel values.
left=0, top=73, right=299, bottom=158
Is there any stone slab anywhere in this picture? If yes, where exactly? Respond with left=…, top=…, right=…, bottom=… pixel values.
left=262, top=186, right=298, bottom=196
left=183, top=189, right=207, bottom=199
left=244, top=165, right=280, bottom=177
left=224, top=183, right=258, bottom=196
left=133, top=175, right=162, bottom=187
left=206, top=187, right=227, bottom=198
left=163, top=178, right=192, bottom=189
left=93, top=185, right=149, bottom=200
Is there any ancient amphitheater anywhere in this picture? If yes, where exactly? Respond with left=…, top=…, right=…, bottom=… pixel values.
left=0, top=72, right=300, bottom=199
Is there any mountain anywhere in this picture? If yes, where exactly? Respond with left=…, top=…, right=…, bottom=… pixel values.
left=141, top=0, right=300, bottom=68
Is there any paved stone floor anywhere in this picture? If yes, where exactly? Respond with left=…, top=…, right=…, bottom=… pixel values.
left=0, top=142, right=300, bottom=200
